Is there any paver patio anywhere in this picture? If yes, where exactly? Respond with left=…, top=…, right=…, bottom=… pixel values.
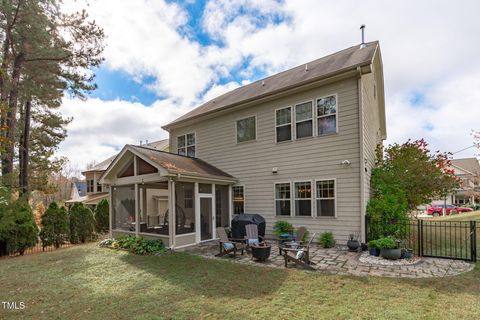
left=179, top=241, right=474, bottom=278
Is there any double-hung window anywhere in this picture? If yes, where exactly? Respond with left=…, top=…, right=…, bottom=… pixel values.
left=295, top=101, right=313, bottom=139
left=316, top=180, right=335, bottom=217
left=294, top=181, right=312, bottom=216
left=275, top=183, right=291, bottom=216
left=87, top=180, right=94, bottom=193
left=236, top=116, right=256, bottom=143
left=232, top=186, right=245, bottom=214
left=275, top=107, right=292, bottom=142
left=317, top=95, right=337, bottom=135
left=177, top=133, right=196, bottom=157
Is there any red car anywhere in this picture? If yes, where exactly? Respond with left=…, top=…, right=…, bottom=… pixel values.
left=427, top=204, right=473, bottom=216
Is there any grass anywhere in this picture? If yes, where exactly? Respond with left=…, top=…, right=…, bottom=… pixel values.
left=0, top=244, right=479, bottom=320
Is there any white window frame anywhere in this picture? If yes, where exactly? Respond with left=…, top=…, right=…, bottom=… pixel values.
left=314, top=178, right=337, bottom=218
left=274, top=181, right=293, bottom=217
left=316, top=94, right=338, bottom=136
left=294, top=100, right=314, bottom=140
left=177, top=132, right=196, bottom=157
left=275, top=106, right=293, bottom=143
left=293, top=180, right=313, bottom=217
left=232, top=185, right=245, bottom=214
left=235, top=115, right=257, bottom=144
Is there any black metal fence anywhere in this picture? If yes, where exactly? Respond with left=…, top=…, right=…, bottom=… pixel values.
left=366, top=218, right=478, bottom=262
left=4, top=239, right=74, bottom=258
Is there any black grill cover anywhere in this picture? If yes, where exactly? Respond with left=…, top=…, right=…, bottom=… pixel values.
left=231, top=213, right=266, bottom=239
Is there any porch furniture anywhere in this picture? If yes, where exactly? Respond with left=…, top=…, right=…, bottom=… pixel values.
left=231, top=214, right=266, bottom=239
left=250, top=243, right=271, bottom=262
left=278, top=227, right=307, bottom=255
left=215, top=227, right=245, bottom=258
left=282, top=233, right=316, bottom=270
left=245, top=224, right=265, bottom=247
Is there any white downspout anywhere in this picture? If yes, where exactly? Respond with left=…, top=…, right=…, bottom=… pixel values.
left=357, top=66, right=366, bottom=243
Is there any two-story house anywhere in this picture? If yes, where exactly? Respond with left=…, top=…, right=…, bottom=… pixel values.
left=100, top=41, right=386, bottom=248
left=450, top=158, right=480, bottom=205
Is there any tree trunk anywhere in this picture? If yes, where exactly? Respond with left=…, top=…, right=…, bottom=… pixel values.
left=2, top=51, right=25, bottom=180
left=19, top=100, right=31, bottom=198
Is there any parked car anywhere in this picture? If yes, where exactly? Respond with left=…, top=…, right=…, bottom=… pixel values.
left=426, top=204, right=474, bottom=216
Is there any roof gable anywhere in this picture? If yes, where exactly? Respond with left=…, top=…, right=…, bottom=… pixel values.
left=163, top=41, right=379, bottom=130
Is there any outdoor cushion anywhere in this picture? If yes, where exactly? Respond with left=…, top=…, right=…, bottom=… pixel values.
left=247, top=239, right=259, bottom=246
left=223, top=242, right=235, bottom=251
left=296, top=250, right=304, bottom=260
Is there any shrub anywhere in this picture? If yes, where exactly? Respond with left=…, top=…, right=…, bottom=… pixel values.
left=94, top=199, right=109, bottom=233
left=0, top=200, right=38, bottom=255
left=450, top=209, right=458, bottom=215
left=368, top=239, right=379, bottom=249
left=39, top=202, right=69, bottom=249
left=106, top=235, right=165, bottom=255
left=69, top=203, right=95, bottom=244
left=376, top=237, right=397, bottom=250
left=273, top=220, right=293, bottom=237
left=318, top=231, right=336, bottom=248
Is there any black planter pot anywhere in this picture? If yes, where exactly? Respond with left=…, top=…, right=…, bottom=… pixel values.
left=347, top=240, right=360, bottom=251
left=369, top=248, right=380, bottom=256
left=380, top=248, right=402, bottom=260
left=400, top=249, right=413, bottom=259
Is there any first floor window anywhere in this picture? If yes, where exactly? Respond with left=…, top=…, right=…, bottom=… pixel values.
left=294, top=181, right=312, bottom=216
left=295, top=101, right=313, bottom=139
left=97, top=183, right=102, bottom=193
left=236, top=116, right=256, bottom=143
left=316, top=180, right=335, bottom=217
left=275, top=183, right=291, bottom=216
left=177, top=133, right=196, bottom=157
left=317, top=95, right=337, bottom=135
left=232, top=186, right=244, bottom=214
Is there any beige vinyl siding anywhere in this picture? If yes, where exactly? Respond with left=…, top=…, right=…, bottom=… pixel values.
left=361, top=52, right=384, bottom=206
left=170, top=77, right=361, bottom=243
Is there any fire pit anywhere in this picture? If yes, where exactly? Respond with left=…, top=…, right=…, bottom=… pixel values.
left=251, top=244, right=271, bottom=262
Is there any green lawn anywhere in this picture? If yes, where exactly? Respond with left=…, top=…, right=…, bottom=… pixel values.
left=0, top=244, right=479, bottom=319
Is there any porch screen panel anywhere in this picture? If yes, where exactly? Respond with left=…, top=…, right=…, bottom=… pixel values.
left=215, top=185, right=230, bottom=227
left=175, top=182, right=195, bottom=235
left=139, top=186, right=169, bottom=235
left=112, top=185, right=136, bottom=232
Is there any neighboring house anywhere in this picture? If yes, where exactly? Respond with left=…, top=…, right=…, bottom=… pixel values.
left=66, top=139, right=169, bottom=209
left=101, top=41, right=386, bottom=248
left=70, top=181, right=87, bottom=200
left=450, top=158, right=480, bottom=205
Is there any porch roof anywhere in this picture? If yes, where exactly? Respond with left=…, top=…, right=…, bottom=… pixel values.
left=101, top=144, right=237, bottom=183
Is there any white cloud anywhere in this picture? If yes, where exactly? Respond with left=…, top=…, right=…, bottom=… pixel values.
left=58, top=0, right=480, bottom=171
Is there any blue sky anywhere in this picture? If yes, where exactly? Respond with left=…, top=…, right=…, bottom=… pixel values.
left=60, top=0, right=480, bottom=168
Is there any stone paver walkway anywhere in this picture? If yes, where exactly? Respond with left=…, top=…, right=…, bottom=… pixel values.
left=179, top=241, right=474, bottom=278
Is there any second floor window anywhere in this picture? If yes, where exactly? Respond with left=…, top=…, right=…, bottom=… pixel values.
left=236, top=116, right=256, bottom=143
left=87, top=180, right=94, bottom=193
left=97, top=183, right=102, bottom=193
left=317, top=95, right=337, bottom=135
left=295, top=101, right=313, bottom=139
left=232, top=186, right=245, bottom=214
left=177, top=133, right=195, bottom=157
left=276, top=107, right=292, bottom=142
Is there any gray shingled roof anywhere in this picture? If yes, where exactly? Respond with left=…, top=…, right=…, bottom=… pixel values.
left=164, top=41, right=379, bottom=129
left=129, top=145, right=235, bottom=180
left=83, top=139, right=169, bottom=173
left=451, top=158, right=480, bottom=175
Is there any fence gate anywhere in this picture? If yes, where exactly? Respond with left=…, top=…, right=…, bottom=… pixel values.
left=367, top=218, right=478, bottom=262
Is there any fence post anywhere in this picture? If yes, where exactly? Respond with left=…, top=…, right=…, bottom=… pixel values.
left=365, top=215, right=368, bottom=243
left=417, top=219, right=423, bottom=257
left=471, top=221, right=477, bottom=262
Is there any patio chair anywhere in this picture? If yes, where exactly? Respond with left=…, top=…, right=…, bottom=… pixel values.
left=244, top=224, right=265, bottom=247
left=278, top=226, right=307, bottom=255
left=282, top=233, right=316, bottom=270
left=215, top=227, right=245, bottom=258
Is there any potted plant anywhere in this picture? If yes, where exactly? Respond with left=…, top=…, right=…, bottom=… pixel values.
left=367, top=239, right=380, bottom=256
left=377, top=237, right=401, bottom=260
left=347, top=233, right=360, bottom=251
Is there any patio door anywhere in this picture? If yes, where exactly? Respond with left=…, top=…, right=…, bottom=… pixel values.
left=200, top=197, right=213, bottom=241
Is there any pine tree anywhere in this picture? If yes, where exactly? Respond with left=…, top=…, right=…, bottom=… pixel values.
left=94, top=199, right=109, bottom=234
left=39, top=202, right=68, bottom=249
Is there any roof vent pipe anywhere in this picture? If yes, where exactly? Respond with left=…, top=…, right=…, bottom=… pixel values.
left=262, top=80, right=265, bottom=86
left=360, top=24, right=366, bottom=49
left=305, top=64, right=308, bottom=71
left=140, top=140, right=143, bottom=145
